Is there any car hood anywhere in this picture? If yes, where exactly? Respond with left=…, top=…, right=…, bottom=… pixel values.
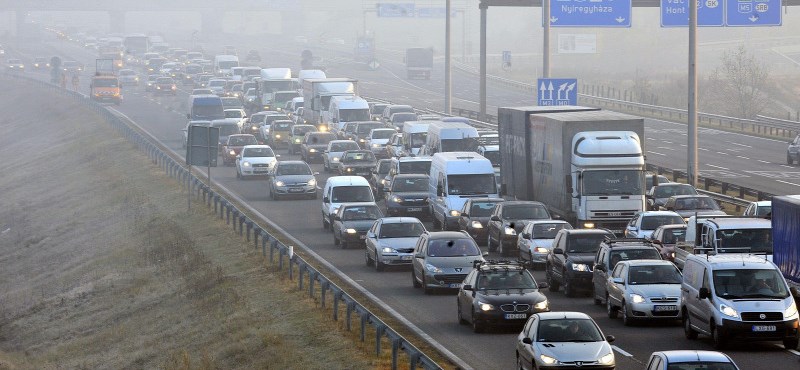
left=535, top=342, right=611, bottom=363
left=342, top=220, right=378, bottom=231
left=370, top=138, right=390, bottom=145
left=327, top=151, right=346, bottom=158
left=477, top=290, right=547, bottom=304
left=241, top=157, right=277, bottom=164
left=530, top=239, right=555, bottom=249
left=675, top=210, right=727, bottom=217
left=390, top=191, right=428, bottom=200
left=503, top=219, right=545, bottom=232
left=341, top=162, right=376, bottom=168
left=566, top=254, right=596, bottom=265
left=426, top=256, right=483, bottom=271
left=275, top=174, right=314, bottom=184
left=635, top=230, right=655, bottom=239
left=377, top=237, right=419, bottom=252
left=629, top=284, right=682, bottom=298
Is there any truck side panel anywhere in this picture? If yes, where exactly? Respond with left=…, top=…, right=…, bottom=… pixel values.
left=773, top=195, right=800, bottom=284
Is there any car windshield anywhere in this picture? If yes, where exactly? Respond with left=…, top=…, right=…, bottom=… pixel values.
left=641, top=215, right=685, bottom=230
left=502, top=204, right=549, bottom=220
left=216, top=124, right=239, bottom=136
left=661, top=228, right=686, bottom=244
left=536, top=319, right=604, bottom=342
left=447, top=174, right=496, bottom=195
left=398, top=161, right=431, bottom=174
left=371, top=105, right=388, bottom=114
left=566, top=234, right=608, bottom=253
left=275, top=163, right=311, bottom=175
left=379, top=223, right=425, bottom=238
left=330, top=142, right=360, bottom=152
left=427, top=239, right=480, bottom=257
left=340, top=109, right=370, bottom=122
left=755, top=206, right=772, bottom=216
left=228, top=136, right=258, bottom=146
left=674, top=197, right=720, bottom=211
left=628, top=265, right=682, bottom=285
left=372, top=130, right=395, bottom=139
left=609, top=248, right=661, bottom=267
left=482, top=150, right=500, bottom=166
left=666, top=363, right=737, bottom=370
left=330, top=186, right=373, bottom=202
left=241, top=147, right=274, bottom=157
left=357, top=124, right=382, bottom=135
left=470, top=202, right=499, bottom=217
left=532, top=223, right=571, bottom=239
left=654, top=185, right=697, bottom=198
left=341, top=206, right=383, bottom=221
left=408, top=132, right=427, bottom=147
left=715, top=228, right=772, bottom=253
left=391, top=177, right=428, bottom=192
left=342, top=152, right=376, bottom=163
left=307, top=134, right=336, bottom=145
left=713, top=269, right=789, bottom=299
left=582, top=170, right=643, bottom=196
left=293, top=126, right=316, bottom=135
left=224, top=111, right=243, bottom=118
left=392, top=113, right=418, bottom=123
left=441, top=138, right=477, bottom=152
left=476, top=271, right=537, bottom=290
left=273, top=122, right=291, bottom=130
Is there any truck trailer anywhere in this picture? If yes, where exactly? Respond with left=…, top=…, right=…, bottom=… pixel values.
left=773, top=195, right=800, bottom=286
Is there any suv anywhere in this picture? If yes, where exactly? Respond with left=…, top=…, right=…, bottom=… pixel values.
left=456, top=260, right=550, bottom=333
left=411, top=231, right=485, bottom=294
left=590, top=237, right=663, bottom=306
left=788, top=134, right=800, bottom=165
left=486, top=201, right=552, bottom=256
left=545, top=229, right=613, bottom=297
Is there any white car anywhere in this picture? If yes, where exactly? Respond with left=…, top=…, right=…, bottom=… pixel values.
left=742, top=200, right=771, bottom=217
left=365, top=128, right=396, bottom=158
left=516, top=312, right=615, bottom=370
left=517, top=220, right=573, bottom=267
left=323, top=140, right=360, bottom=173
left=235, top=145, right=279, bottom=178
left=223, top=108, right=247, bottom=130
left=364, top=217, right=426, bottom=271
left=623, top=211, right=685, bottom=239
left=606, top=260, right=683, bottom=326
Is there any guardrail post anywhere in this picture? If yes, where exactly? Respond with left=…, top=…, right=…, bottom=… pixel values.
left=261, top=233, right=268, bottom=256
left=308, top=271, right=315, bottom=298
left=320, top=280, right=329, bottom=308
left=270, top=238, right=277, bottom=262
left=346, top=301, right=354, bottom=331
left=238, top=215, right=245, bottom=236
left=253, top=227, right=259, bottom=248
left=278, top=245, right=284, bottom=270
left=333, top=289, right=342, bottom=321
left=359, top=312, right=368, bottom=342
left=231, top=210, right=239, bottom=231
left=391, top=338, right=401, bottom=370
left=246, top=221, right=252, bottom=242
left=295, top=259, right=300, bottom=284
left=375, top=323, right=386, bottom=355
left=407, top=349, right=420, bottom=370
left=226, top=206, right=231, bottom=224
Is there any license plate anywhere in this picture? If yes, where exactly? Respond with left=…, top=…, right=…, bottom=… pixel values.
left=752, top=325, right=777, bottom=332
left=504, top=313, right=528, bottom=320
left=408, top=207, right=422, bottom=212
left=654, top=305, right=678, bottom=312
left=288, top=188, right=303, bottom=193
left=359, top=235, right=366, bottom=240
left=401, top=255, right=413, bottom=260
left=448, top=283, right=461, bottom=288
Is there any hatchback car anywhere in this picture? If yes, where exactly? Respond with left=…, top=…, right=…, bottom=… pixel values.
left=649, top=224, right=687, bottom=261
left=517, top=220, right=573, bottom=267
left=742, top=200, right=771, bottom=217
left=145, top=74, right=160, bottom=92
left=332, top=203, right=384, bottom=249
left=645, top=350, right=739, bottom=370
left=267, top=160, right=318, bottom=200
left=605, top=260, right=683, bottom=326
left=365, top=217, right=426, bottom=271
left=515, top=312, right=615, bottom=370
left=623, top=211, right=685, bottom=239
left=662, top=195, right=727, bottom=219
left=323, top=140, right=360, bottom=172
left=457, top=198, right=505, bottom=246
left=487, top=201, right=552, bottom=256
left=235, top=144, right=278, bottom=178
left=411, top=231, right=485, bottom=294
left=457, top=261, right=550, bottom=333
left=153, top=77, right=177, bottom=95
left=223, top=134, right=259, bottom=166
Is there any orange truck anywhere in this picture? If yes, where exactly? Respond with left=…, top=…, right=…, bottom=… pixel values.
left=90, top=59, right=122, bottom=105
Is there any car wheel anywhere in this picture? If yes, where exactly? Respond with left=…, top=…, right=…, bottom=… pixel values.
left=783, top=338, right=799, bottom=350
left=563, top=277, right=575, bottom=297
left=236, top=169, right=241, bottom=179
left=322, top=213, right=329, bottom=230
left=365, top=250, right=372, bottom=267
left=471, top=311, right=484, bottom=333
left=423, top=276, right=432, bottom=295
left=457, top=301, right=468, bottom=325
left=788, top=153, right=794, bottom=165
left=375, top=256, right=385, bottom=272
left=683, top=312, right=697, bottom=339
left=622, top=301, right=635, bottom=326
left=341, top=239, right=348, bottom=249
left=412, top=269, right=421, bottom=288
left=593, top=286, right=602, bottom=305
left=546, top=267, right=560, bottom=292
left=711, top=324, right=726, bottom=349
left=333, top=231, right=339, bottom=246
left=606, top=294, right=618, bottom=319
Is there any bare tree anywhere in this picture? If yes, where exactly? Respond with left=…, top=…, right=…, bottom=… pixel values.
left=705, top=45, right=770, bottom=119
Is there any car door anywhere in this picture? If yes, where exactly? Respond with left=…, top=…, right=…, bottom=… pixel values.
left=518, top=223, right=533, bottom=257
left=458, top=201, right=471, bottom=231
left=592, top=247, right=608, bottom=298
left=607, top=263, right=626, bottom=305
left=518, top=316, right=537, bottom=369
left=366, top=220, right=380, bottom=260
left=549, top=233, right=566, bottom=282
left=412, top=235, right=428, bottom=285
left=458, top=270, right=477, bottom=320
left=487, top=204, right=502, bottom=245
left=625, top=214, right=640, bottom=237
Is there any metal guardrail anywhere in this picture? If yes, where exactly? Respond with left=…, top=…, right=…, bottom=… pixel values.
left=3, top=72, right=455, bottom=370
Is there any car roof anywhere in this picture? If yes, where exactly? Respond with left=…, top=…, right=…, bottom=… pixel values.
left=427, top=231, right=471, bottom=240
left=393, top=173, right=427, bottom=179
left=618, top=259, right=674, bottom=267
left=467, top=198, right=505, bottom=203
left=241, top=144, right=271, bottom=149
left=704, top=217, right=770, bottom=228
left=688, top=254, right=776, bottom=269
left=277, top=160, right=309, bottom=166
left=325, top=176, right=370, bottom=186
left=669, top=195, right=710, bottom=199
left=536, top=311, right=592, bottom=320
left=561, top=229, right=612, bottom=235
left=654, top=224, right=687, bottom=230
left=500, top=200, right=546, bottom=207
left=379, top=217, right=423, bottom=224
left=655, top=350, right=735, bottom=364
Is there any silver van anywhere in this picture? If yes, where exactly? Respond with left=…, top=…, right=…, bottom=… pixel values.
left=681, top=253, right=799, bottom=349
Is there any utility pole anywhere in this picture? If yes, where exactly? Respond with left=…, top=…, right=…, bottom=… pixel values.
left=687, top=0, right=698, bottom=186
left=543, top=0, right=551, bottom=77
left=445, top=0, right=452, bottom=114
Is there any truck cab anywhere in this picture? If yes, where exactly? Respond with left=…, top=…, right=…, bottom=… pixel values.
left=90, top=74, right=122, bottom=105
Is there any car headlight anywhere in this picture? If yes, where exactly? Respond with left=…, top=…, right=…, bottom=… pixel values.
left=583, top=222, right=595, bottom=229
left=479, top=302, right=495, bottom=311
left=720, top=304, right=739, bottom=318
left=345, top=228, right=357, bottom=234
left=599, top=353, right=614, bottom=365
left=390, top=195, right=403, bottom=203
left=307, top=179, right=316, bottom=187
left=381, top=247, right=397, bottom=254
left=275, top=134, right=281, bottom=139
left=251, top=126, right=258, bottom=131
left=449, top=210, right=460, bottom=217
left=171, top=85, right=176, bottom=90
left=156, top=86, right=161, bottom=89
left=539, top=354, right=558, bottom=365
left=683, top=217, right=691, bottom=223
left=372, top=143, right=380, bottom=148
left=785, top=301, right=798, bottom=319
left=424, top=263, right=442, bottom=273
left=470, top=221, right=483, bottom=229
left=228, top=150, right=236, bottom=156
left=504, top=226, right=517, bottom=236
left=309, top=148, right=317, bottom=153
left=631, top=293, right=645, bottom=304
left=276, top=107, right=282, bottom=111
left=274, top=180, right=285, bottom=187
left=242, top=161, right=251, bottom=167
left=380, top=179, right=387, bottom=185
left=332, top=157, right=339, bottom=162
left=571, top=263, right=590, bottom=272
left=533, top=300, right=549, bottom=310
left=359, top=138, right=366, bottom=143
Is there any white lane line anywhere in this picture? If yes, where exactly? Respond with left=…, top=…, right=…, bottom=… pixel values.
left=788, top=349, right=800, bottom=357
left=648, top=151, right=666, bottom=156
left=706, top=164, right=729, bottom=170
left=758, top=160, right=771, bottom=164
left=728, top=142, right=752, bottom=148
left=699, top=148, right=710, bottom=151
left=648, top=117, right=789, bottom=143
left=736, top=156, right=750, bottom=160
left=781, top=165, right=795, bottom=169
left=662, top=141, right=673, bottom=144
left=611, top=345, right=633, bottom=357
left=656, top=147, right=674, bottom=150
left=715, top=152, right=726, bottom=155
left=776, top=180, right=800, bottom=187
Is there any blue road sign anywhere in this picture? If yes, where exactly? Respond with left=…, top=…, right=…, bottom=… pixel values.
left=376, top=3, right=415, bottom=18
left=417, top=7, right=456, bottom=18
left=537, top=78, right=578, bottom=106
left=726, top=0, right=782, bottom=26
left=661, top=0, right=724, bottom=27
left=547, top=0, right=632, bottom=28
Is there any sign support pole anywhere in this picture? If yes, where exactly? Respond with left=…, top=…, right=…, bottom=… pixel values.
left=479, top=2, right=487, bottom=120
left=688, top=0, right=698, bottom=186
left=445, top=0, right=452, bottom=114
left=543, top=0, right=551, bottom=78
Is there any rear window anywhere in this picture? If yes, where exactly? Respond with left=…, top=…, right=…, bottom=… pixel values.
left=640, top=215, right=684, bottom=230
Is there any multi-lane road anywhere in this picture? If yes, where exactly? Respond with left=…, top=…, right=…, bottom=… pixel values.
left=7, top=35, right=800, bottom=370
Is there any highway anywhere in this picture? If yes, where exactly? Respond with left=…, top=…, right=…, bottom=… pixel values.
left=7, top=35, right=800, bottom=370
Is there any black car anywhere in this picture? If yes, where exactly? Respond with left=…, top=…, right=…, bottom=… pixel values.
left=457, top=260, right=550, bottom=333
left=370, top=159, right=392, bottom=198
left=339, top=150, right=377, bottom=177
left=457, top=198, right=505, bottom=246
left=301, top=132, right=337, bottom=163
left=332, top=203, right=384, bottom=249
left=487, top=201, right=552, bottom=256
left=545, top=229, right=613, bottom=297
left=384, top=174, right=430, bottom=218
left=154, top=77, right=177, bottom=95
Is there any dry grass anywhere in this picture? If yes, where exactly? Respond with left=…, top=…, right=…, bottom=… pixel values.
left=0, top=78, right=387, bottom=369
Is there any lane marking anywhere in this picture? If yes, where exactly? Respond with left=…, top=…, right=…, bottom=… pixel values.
left=788, top=349, right=800, bottom=357
left=715, top=152, right=727, bottom=155
left=656, top=147, right=674, bottom=150
left=648, top=117, right=789, bottom=144
left=776, top=180, right=800, bottom=187
left=736, top=156, right=750, bottom=160
left=781, top=165, right=795, bottom=169
left=699, top=148, right=710, bottom=151
left=706, top=164, right=729, bottom=170
left=728, top=142, right=752, bottom=148
left=648, top=151, right=666, bottom=156
left=758, top=160, right=771, bottom=164
left=611, top=345, right=633, bottom=357
left=662, top=141, right=673, bottom=144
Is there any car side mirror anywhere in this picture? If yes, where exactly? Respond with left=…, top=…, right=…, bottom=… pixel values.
left=522, top=232, right=531, bottom=239
left=605, top=335, right=615, bottom=343
left=698, top=287, right=710, bottom=299
left=595, top=263, right=606, bottom=272
left=236, top=155, right=241, bottom=159
left=651, top=239, right=662, bottom=245
left=313, top=172, right=320, bottom=176
left=436, top=185, right=444, bottom=196
left=537, top=282, right=549, bottom=289
left=415, top=253, right=424, bottom=258
left=612, top=277, right=624, bottom=285
left=552, top=248, right=563, bottom=255
left=490, top=215, right=500, bottom=222
left=367, top=232, right=375, bottom=238
left=323, top=196, right=329, bottom=203
left=551, top=213, right=562, bottom=220
left=461, top=212, right=469, bottom=218
left=522, top=337, right=533, bottom=345
left=462, top=284, right=472, bottom=291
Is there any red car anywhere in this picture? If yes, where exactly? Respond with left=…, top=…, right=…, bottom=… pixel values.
left=222, top=134, right=258, bottom=166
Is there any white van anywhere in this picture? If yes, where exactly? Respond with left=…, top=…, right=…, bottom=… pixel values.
left=214, top=55, right=239, bottom=76
left=402, top=121, right=430, bottom=156
left=321, top=176, right=376, bottom=230
left=422, top=121, right=479, bottom=156
left=327, top=95, right=370, bottom=133
left=681, top=254, right=799, bottom=349
left=428, top=152, right=498, bottom=231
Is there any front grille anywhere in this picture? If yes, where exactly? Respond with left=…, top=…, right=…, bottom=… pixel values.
left=650, top=297, right=679, bottom=303
left=741, top=312, right=783, bottom=321
left=500, top=304, right=530, bottom=313
left=252, top=163, right=270, bottom=168
left=433, top=274, right=467, bottom=284
left=396, top=248, right=414, bottom=253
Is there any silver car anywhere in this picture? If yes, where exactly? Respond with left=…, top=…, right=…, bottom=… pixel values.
left=515, top=312, right=615, bottom=370
left=323, top=140, right=360, bottom=172
left=606, top=260, right=683, bottom=326
left=365, top=217, right=426, bottom=271
left=645, top=350, right=739, bottom=370
left=411, top=231, right=485, bottom=294
left=267, top=160, right=318, bottom=200
left=517, top=220, right=572, bottom=267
